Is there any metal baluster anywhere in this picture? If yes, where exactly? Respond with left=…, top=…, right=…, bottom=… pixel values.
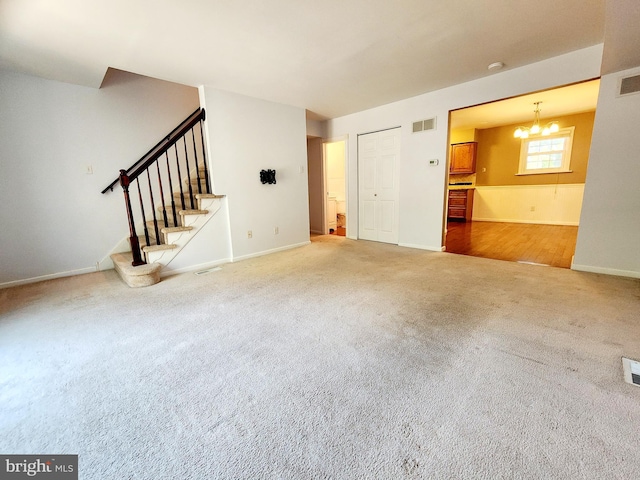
left=191, top=127, right=203, bottom=195
left=183, top=136, right=195, bottom=209
left=174, top=143, right=186, bottom=211
left=119, top=170, right=145, bottom=266
left=155, top=158, right=169, bottom=231
left=136, top=177, right=150, bottom=251
left=165, top=151, right=178, bottom=227
left=146, top=169, right=161, bottom=245
left=198, top=119, right=211, bottom=194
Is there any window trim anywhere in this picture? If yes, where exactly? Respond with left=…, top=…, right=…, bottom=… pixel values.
left=517, top=126, right=575, bottom=175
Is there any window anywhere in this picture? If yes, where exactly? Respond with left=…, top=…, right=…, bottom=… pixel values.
left=517, top=127, right=574, bottom=175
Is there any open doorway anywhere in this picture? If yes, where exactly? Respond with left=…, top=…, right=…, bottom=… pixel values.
left=444, top=79, right=600, bottom=268
left=306, top=137, right=347, bottom=236
left=324, top=139, right=347, bottom=236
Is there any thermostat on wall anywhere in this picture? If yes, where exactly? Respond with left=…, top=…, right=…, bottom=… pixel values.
left=429, top=159, right=439, bottom=166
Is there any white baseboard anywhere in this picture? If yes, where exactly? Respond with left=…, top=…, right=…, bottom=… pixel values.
left=160, top=258, right=232, bottom=277
left=0, top=266, right=98, bottom=289
left=399, top=243, right=445, bottom=252
left=571, top=263, right=640, bottom=279
left=471, top=218, right=579, bottom=226
left=232, top=241, right=311, bottom=263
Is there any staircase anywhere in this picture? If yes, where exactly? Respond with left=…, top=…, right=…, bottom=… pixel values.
left=102, top=108, right=224, bottom=287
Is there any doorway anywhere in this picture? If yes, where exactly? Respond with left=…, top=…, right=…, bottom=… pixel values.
left=306, top=136, right=347, bottom=236
left=444, top=79, right=600, bottom=268
left=324, top=139, right=347, bottom=236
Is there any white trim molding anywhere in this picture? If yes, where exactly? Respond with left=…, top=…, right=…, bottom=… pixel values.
left=399, top=243, right=446, bottom=252
left=231, top=241, right=311, bottom=263
left=571, top=263, right=640, bottom=279
left=0, top=266, right=98, bottom=289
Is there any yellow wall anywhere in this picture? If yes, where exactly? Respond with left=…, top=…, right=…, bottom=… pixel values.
left=325, top=141, right=346, bottom=201
left=449, top=128, right=476, bottom=144
left=475, top=111, right=595, bottom=186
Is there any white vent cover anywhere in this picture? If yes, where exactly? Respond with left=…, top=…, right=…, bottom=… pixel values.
left=622, top=357, right=640, bottom=387
left=194, top=266, right=222, bottom=275
left=618, top=74, right=640, bottom=96
left=412, top=117, right=437, bottom=133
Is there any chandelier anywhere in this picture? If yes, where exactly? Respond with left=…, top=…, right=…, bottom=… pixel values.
left=514, top=102, right=559, bottom=139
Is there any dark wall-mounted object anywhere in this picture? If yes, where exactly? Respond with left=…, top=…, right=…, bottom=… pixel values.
left=260, top=169, right=276, bottom=184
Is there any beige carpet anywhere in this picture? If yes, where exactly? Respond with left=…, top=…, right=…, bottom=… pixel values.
left=1, top=235, right=639, bottom=479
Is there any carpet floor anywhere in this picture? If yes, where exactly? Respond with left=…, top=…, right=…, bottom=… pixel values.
left=1, top=235, right=639, bottom=479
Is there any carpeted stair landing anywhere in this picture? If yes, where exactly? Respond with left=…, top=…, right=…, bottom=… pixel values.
left=110, top=252, right=162, bottom=287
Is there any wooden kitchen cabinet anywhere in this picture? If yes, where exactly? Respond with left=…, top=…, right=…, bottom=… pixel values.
left=449, top=142, right=477, bottom=174
left=447, top=189, right=474, bottom=221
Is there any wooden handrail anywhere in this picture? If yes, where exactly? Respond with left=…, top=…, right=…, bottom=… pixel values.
left=101, top=108, right=205, bottom=194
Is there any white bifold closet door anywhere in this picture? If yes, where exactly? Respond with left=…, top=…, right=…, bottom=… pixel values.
left=358, top=128, right=400, bottom=244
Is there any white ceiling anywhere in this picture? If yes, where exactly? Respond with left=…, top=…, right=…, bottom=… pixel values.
left=0, top=0, right=632, bottom=120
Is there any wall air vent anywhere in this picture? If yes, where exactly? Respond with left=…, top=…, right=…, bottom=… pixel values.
left=619, top=74, right=640, bottom=96
left=194, top=266, right=222, bottom=276
left=412, top=117, right=437, bottom=133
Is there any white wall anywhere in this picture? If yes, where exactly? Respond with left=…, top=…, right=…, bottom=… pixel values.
left=326, top=45, right=603, bottom=251
left=199, top=87, right=310, bottom=260
left=573, top=66, right=640, bottom=278
left=0, top=68, right=200, bottom=286
left=472, top=184, right=585, bottom=225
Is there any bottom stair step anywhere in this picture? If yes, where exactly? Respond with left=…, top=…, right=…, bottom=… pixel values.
left=111, top=252, right=162, bottom=288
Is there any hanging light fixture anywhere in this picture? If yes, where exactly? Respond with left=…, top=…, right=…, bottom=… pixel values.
left=514, top=102, right=559, bottom=138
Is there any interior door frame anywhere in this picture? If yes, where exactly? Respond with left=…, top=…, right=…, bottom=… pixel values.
left=443, top=79, right=598, bottom=254
left=306, top=136, right=325, bottom=235
left=323, top=136, right=349, bottom=236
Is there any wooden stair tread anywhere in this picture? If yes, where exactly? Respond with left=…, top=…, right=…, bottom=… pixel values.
left=142, top=243, right=177, bottom=253
left=195, top=193, right=225, bottom=199
left=161, top=226, right=193, bottom=234
left=179, top=209, right=208, bottom=215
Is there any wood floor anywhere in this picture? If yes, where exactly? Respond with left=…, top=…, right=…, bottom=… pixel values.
left=445, top=221, right=578, bottom=268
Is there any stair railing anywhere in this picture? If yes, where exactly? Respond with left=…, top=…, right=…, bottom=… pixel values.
left=102, top=108, right=211, bottom=266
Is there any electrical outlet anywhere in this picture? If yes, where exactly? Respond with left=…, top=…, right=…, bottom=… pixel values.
left=247, top=230, right=252, bottom=239
left=274, top=227, right=279, bottom=234
left=530, top=206, right=536, bottom=212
